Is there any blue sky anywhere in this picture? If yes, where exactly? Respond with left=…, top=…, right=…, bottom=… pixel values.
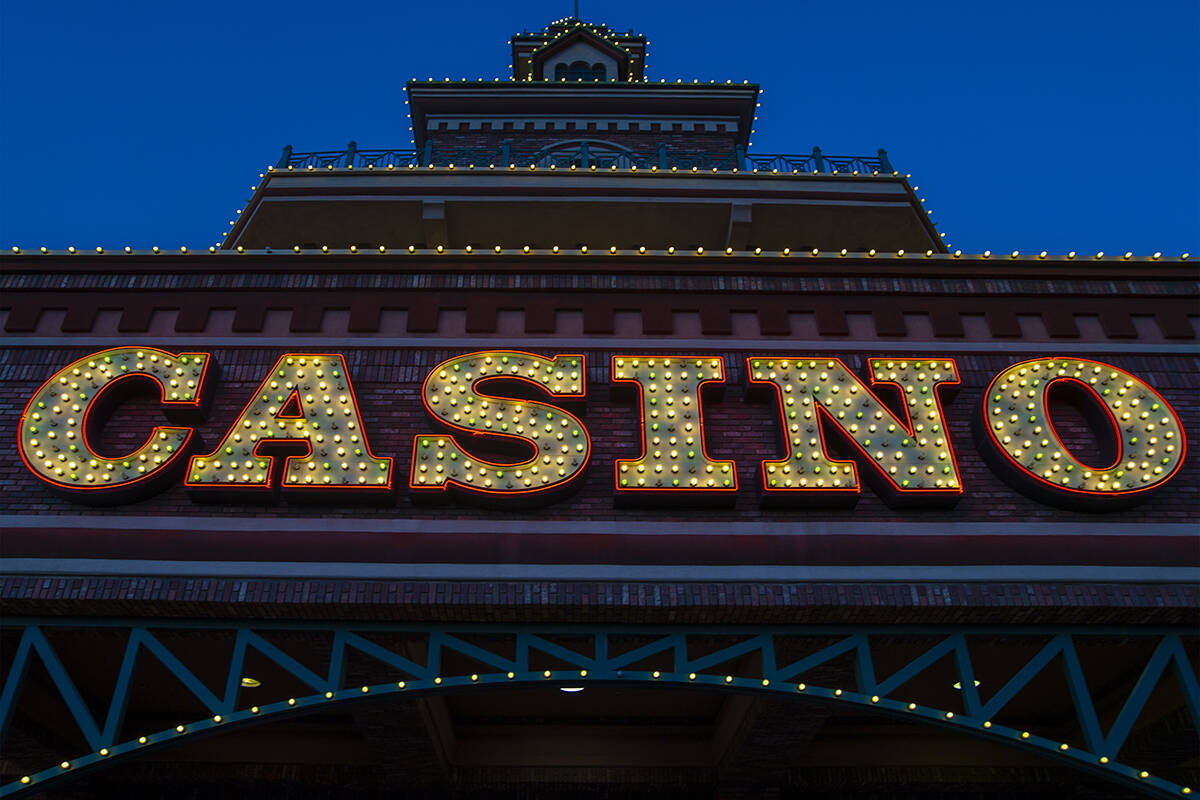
left=1, top=0, right=1196, bottom=254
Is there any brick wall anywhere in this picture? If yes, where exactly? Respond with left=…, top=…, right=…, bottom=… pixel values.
left=2, top=254, right=1196, bottom=622
left=2, top=576, right=1195, bottom=624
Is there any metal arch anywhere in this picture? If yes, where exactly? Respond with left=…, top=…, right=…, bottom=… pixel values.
left=1, top=623, right=1196, bottom=798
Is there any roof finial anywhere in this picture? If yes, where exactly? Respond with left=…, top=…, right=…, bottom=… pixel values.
left=573, top=0, right=579, bottom=19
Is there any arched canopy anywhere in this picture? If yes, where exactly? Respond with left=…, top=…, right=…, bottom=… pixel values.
left=2, top=623, right=1194, bottom=798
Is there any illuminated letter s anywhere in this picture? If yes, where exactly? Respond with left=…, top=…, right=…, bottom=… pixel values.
left=410, top=350, right=589, bottom=504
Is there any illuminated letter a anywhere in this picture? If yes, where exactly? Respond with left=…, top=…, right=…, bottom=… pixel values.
left=185, top=353, right=392, bottom=497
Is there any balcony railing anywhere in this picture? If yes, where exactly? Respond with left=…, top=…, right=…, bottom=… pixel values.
left=275, top=141, right=895, bottom=175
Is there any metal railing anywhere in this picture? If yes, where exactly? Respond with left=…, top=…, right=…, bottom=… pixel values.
left=276, top=141, right=895, bottom=174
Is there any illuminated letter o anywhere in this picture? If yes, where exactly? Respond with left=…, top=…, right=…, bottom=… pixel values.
left=980, top=357, right=1186, bottom=507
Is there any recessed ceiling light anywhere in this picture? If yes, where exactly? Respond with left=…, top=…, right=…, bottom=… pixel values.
left=240, top=677, right=261, bottom=688
left=559, top=687, right=584, bottom=693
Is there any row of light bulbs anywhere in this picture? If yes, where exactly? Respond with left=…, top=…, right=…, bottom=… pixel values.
left=16, top=669, right=1184, bottom=795
left=275, top=163, right=862, bottom=178
left=11, top=245, right=1188, bottom=260
left=511, top=19, right=639, bottom=48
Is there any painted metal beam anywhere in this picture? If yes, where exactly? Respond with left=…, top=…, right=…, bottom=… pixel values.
left=0, top=622, right=1194, bottom=798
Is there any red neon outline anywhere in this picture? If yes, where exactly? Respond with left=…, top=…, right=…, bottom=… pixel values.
left=184, top=353, right=393, bottom=493
left=16, top=347, right=213, bottom=494
left=981, top=357, right=1188, bottom=497
left=610, top=355, right=738, bottom=494
left=746, top=356, right=963, bottom=498
left=275, top=389, right=305, bottom=419
left=408, top=350, right=591, bottom=498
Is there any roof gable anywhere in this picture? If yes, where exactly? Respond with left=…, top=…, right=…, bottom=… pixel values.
left=533, top=26, right=629, bottom=80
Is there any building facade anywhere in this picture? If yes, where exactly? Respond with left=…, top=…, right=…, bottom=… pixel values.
left=1, top=16, right=1197, bottom=800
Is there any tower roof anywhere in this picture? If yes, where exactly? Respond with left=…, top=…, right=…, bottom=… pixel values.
left=512, top=18, right=647, bottom=82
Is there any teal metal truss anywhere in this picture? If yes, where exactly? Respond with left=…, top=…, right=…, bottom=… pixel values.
left=1, top=622, right=1196, bottom=797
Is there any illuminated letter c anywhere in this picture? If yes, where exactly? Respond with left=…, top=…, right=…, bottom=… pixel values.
left=18, top=347, right=213, bottom=502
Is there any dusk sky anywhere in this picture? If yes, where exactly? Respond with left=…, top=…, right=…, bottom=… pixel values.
left=1, top=0, right=1196, bottom=254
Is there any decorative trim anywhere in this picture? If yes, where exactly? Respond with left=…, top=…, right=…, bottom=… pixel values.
left=4, top=336, right=1196, bottom=354
left=3, top=559, right=1197, bottom=583
left=2, top=516, right=1196, bottom=537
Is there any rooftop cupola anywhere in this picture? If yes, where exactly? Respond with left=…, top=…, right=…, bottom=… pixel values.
left=511, top=17, right=648, bottom=82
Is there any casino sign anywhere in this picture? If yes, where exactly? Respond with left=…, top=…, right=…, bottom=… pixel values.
left=18, top=346, right=1186, bottom=509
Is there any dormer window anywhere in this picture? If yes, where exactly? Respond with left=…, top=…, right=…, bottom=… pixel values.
left=555, top=61, right=607, bottom=82
left=533, top=26, right=624, bottom=82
